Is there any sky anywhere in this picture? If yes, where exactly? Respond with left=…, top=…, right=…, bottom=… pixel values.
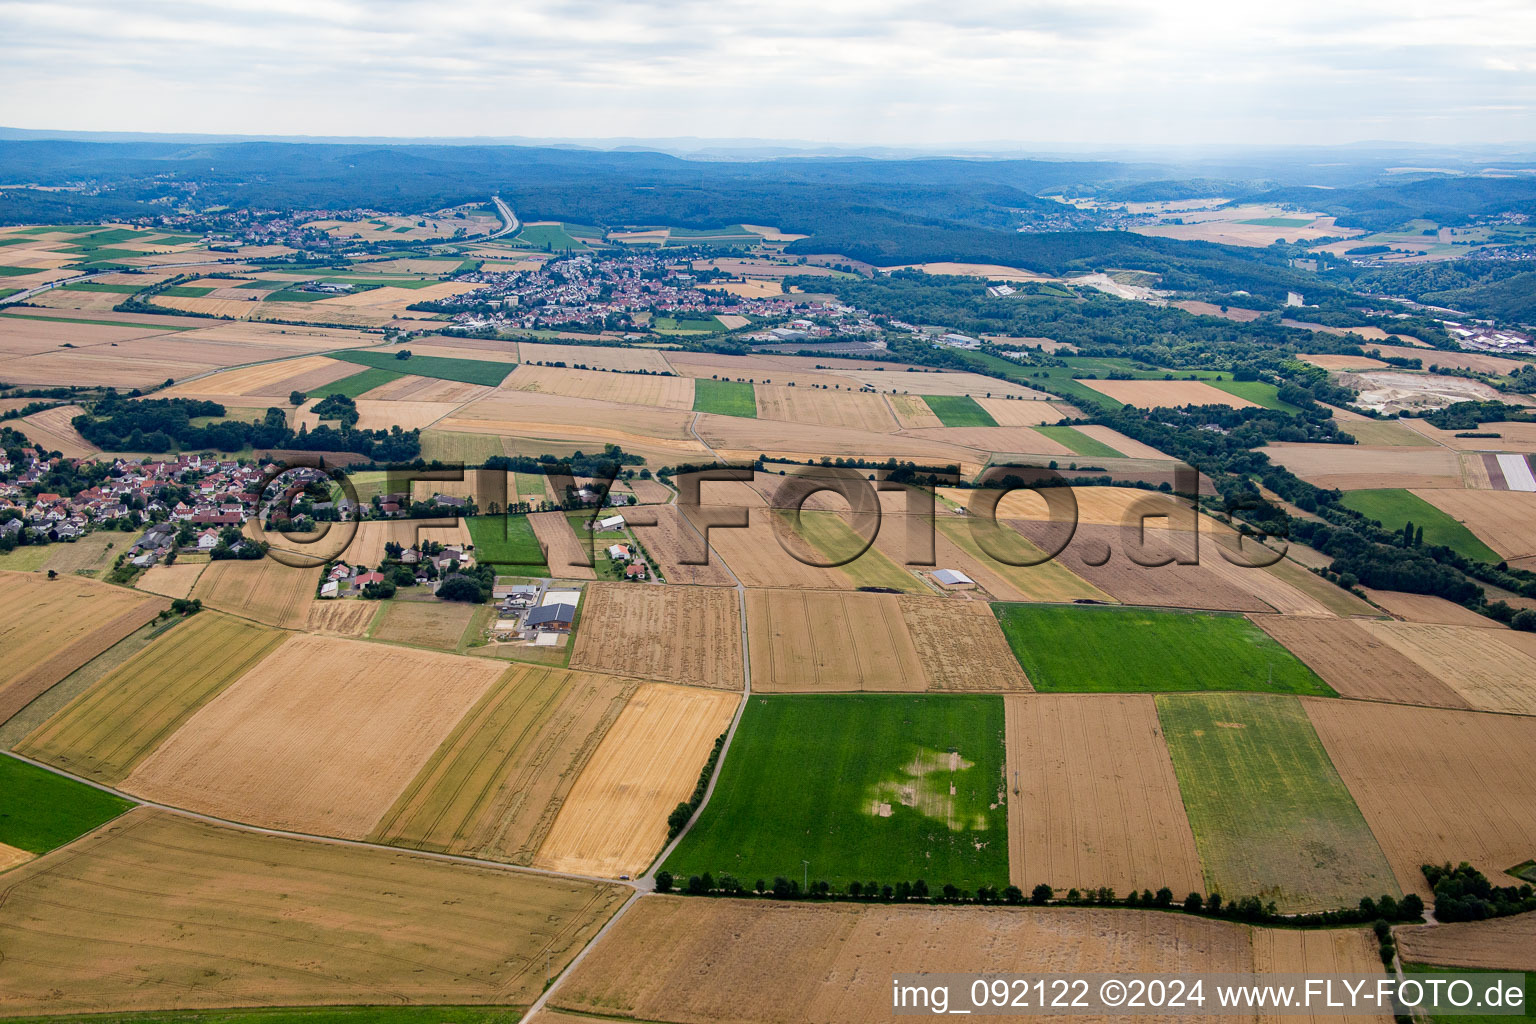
left=3, top=0, right=1535, bottom=148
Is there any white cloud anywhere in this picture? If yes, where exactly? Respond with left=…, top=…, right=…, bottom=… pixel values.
left=1, top=0, right=1533, bottom=145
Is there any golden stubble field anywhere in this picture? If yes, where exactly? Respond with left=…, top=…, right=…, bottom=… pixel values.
left=190, top=556, right=320, bottom=629
left=1249, top=615, right=1469, bottom=708
left=534, top=682, right=739, bottom=878
left=503, top=363, right=695, bottom=410
left=1304, top=699, right=1536, bottom=897
left=0, top=809, right=627, bottom=1017
left=1356, top=620, right=1536, bottom=714
left=122, top=635, right=508, bottom=838
left=0, top=571, right=168, bottom=725
left=1076, top=379, right=1261, bottom=409
left=570, top=583, right=743, bottom=689
left=1005, top=693, right=1204, bottom=898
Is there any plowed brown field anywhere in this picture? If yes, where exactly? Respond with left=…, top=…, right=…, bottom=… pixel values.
left=1005, top=694, right=1203, bottom=897
left=1304, top=699, right=1536, bottom=897
left=1250, top=616, right=1469, bottom=708
left=570, top=583, right=742, bottom=689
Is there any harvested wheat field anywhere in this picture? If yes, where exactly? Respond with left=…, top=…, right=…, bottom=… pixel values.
left=1363, top=588, right=1495, bottom=626
left=133, top=561, right=205, bottom=600
left=530, top=510, right=598, bottom=579
left=1301, top=353, right=1390, bottom=371
left=503, top=363, right=695, bottom=410
left=975, top=396, right=1074, bottom=426
left=690, top=505, right=857, bottom=590
left=123, top=635, right=507, bottom=838
left=370, top=665, right=637, bottom=864
left=1072, top=424, right=1171, bottom=460
left=628, top=504, right=738, bottom=586
left=1405, top=418, right=1536, bottom=453
left=16, top=613, right=286, bottom=783
left=906, top=425, right=1076, bottom=455
left=697, top=414, right=979, bottom=472
left=1005, top=694, right=1204, bottom=897
left=158, top=353, right=360, bottom=399
left=1413, top=488, right=1536, bottom=561
left=1251, top=928, right=1393, bottom=1024
left=1304, top=699, right=1536, bottom=897
left=0, top=842, right=31, bottom=873
left=441, top=392, right=703, bottom=454
left=534, top=683, right=739, bottom=877
left=15, top=404, right=98, bottom=457
left=358, top=373, right=493, bottom=402
left=1250, top=615, right=1469, bottom=708
left=847, top=369, right=1051, bottom=399
left=0, top=571, right=167, bottom=726
left=304, top=598, right=377, bottom=635
left=746, top=589, right=926, bottom=692
left=1397, top=914, right=1536, bottom=972
left=886, top=392, right=944, bottom=427
left=1355, top=620, right=1536, bottom=714
left=518, top=342, right=673, bottom=373
left=570, top=583, right=742, bottom=689
left=1174, top=300, right=1266, bottom=322
left=371, top=598, right=475, bottom=649
left=870, top=517, right=1109, bottom=604
left=0, top=808, right=626, bottom=1017
left=552, top=897, right=1288, bottom=1024
left=900, top=595, right=1032, bottom=690
left=1077, top=378, right=1261, bottom=409
left=754, top=384, right=897, bottom=431
left=190, top=556, right=319, bottom=629
left=342, top=519, right=472, bottom=566
left=1262, top=444, right=1465, bottom=490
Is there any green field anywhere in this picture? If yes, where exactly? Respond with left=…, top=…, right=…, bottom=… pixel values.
left=1157, top=693, right=1399, bottom=912
left=653, top=315, right=724, bottom=333
left=158, top=285, right=216, bottom=298
left=664, top=694, right=1009, bottom=891
left=788, top=510, right=923, bottom=592
left=465, top=514, right=552, bottom=575
left=1340, top=489, right=1501, bottom=562
left=307, top=367, right=406, bottom=400
left=60, top=281, right=144, bottom=294
left=1206, top=379, right=1305, bottom=413
left=328, top=350, right=514, bottom=387
left=511, top=223, right=587, bottom=251
left=0, top=311, right=197, bottom=331
left=1032, top=425, right=1123, bottom=457
left=692, top=378, right=756, bottom=416
left=0, top=265, right=36, bottom=277
left=0, top=1009, right=528, bottom=1024
left=922, top=394, right=998, bottom=427
left=993, top=604, right=1334, bottom=695
left=0, top=753, right=134, bottom=855
left=1402, top=965, right=1534, bottom=1024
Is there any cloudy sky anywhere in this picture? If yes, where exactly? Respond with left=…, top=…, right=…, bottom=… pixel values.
left=3, top=0, right=1534, bottom=147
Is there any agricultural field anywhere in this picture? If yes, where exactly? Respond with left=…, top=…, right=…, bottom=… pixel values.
left=1304, top=699, right=1536, bottom=897
left=692, top=377, right=756, bottom=416
left=529, top=510, right=598, bottom=579
left=922, top=393, right=998, bottom=426
left=329, top=349, right=515, bottom=386
left=1157, top=693, right=1399, bottom=912
left=627, top=504, right=739, bottom=586
left=1076, top=378, right=1261, bottom=409
left=899, top=596, right=1034, bottom=690
left=132, top=560, right=207, bottom=600
left=535, top=682, right=738, bottom=877
left=789, top=510, right=925, bottom=591
left=0, top=752, right=133, bottom=858
left=122, top=635, right=507, bottom=838
left=505, top=363, right=694, bottom=410
left=1397, top=916, right=1536, bottom=972
left=305, top=598, right=378, bottom=635
left=994, top=604, right=1333, bottom=695
left=1004, top=693, right=1204, bottom=897
left=1340, top=489, right=1501, bottom=561
left=551, top=898, right=1272, bottom=1023
left=370, top=598, right=476, bottom=649
left=307, top=365, right=407, bottom=398
left=1355, top=620, right=1536, bottom=714
left=466, top=514, right=552, bottom=575
left=15, top=404, right=97, bottom=456
left=1262, top=443, right=1467, bottom=490
left=755, top=384, right=896, bottom=430
left=518, top=341, right=672, bottom=373
left=190, top=556, right=320, bottom=629
left=871, top=517, right=1109, bottom=604
left=0, top=571, right=168, bottom=725
left=975, top=396, right=1077, bottom=425
left=16, top=613, right=287, bottom=783
left=1413, top=488, right=1536, bottom=565
left=1250, top=615, right=1469, bottom=708
left=1032, top=423, right=1126, bottom=457
left=0, top=809, right=626, bottom=1017
left=370, top=664, right=636, bottom=864
left=663, top=693, right=1009, bottom=891
left=569, top=583, right=741, bottom=689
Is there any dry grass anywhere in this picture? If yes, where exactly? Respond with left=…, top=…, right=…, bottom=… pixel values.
left=371, top=597, right=475, bottom=649
left=1005, top=694, right=1204, bottom=897
left=370, top=664, right=637, bottom=864
left=133, top=561, right=205, bottom=600
left=124, top=634, right=507, bottom=838
left=1305, top=698, right=1536, bottom=896
left=16, top=612, right=286, bottom=783
left=1355, top=620, right=1536, bottom=714
left=570, top=583, right=742, bottom=689
left=0, top=808, right=626, bottom=1016
left=552, top=897, right=1276, bottom=1024
left=1250, top=615, right=1469, bottom=708
left=534, top=683, right=738, bottom=877
left=0, top=571, right=167, bottom=725
left=190, top=556, right=320, bottom=629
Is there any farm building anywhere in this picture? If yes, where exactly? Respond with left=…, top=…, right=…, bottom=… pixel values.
left=933, top=568, right=975, bottom=587
left=607, top=543, right=631, bottom=561
left=597, top=514, right=626, bottom=530
left=526, top=602, right=577, bottom=630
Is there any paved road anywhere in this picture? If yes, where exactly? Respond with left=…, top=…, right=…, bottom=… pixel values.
left=489, top=195, right=520, bottom=239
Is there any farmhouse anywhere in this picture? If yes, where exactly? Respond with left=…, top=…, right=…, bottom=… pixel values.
left=526, top=602, right=577, bottom=630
